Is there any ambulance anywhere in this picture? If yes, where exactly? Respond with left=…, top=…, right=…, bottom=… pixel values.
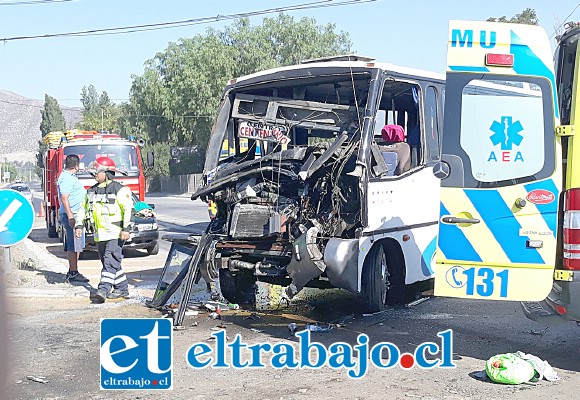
left=434, top=20, right=580, bottom=324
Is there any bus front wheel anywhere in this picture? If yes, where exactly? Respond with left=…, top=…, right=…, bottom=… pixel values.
left=219, top=269, right=256, bottom=305
left=362, top=241, right=405, bottom=312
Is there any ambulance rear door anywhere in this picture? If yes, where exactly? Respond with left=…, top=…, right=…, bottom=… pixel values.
left=434, top=20, right=561, bottom=301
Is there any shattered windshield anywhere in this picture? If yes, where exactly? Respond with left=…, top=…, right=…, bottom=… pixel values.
left=216, top=72, right=372, bottom=162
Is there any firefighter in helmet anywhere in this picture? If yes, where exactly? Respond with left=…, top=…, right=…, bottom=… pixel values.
left=75, top=157, right=133, bottom=303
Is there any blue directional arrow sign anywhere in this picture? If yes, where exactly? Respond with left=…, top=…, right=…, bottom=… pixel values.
left=0, top=189, right=35, bottom=247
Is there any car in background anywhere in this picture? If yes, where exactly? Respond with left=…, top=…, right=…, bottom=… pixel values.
left=8, top=182, right=33, bottom=203
left=126, top=194, right=160, bottom=255
left=76, top=194, right=160, bottom=257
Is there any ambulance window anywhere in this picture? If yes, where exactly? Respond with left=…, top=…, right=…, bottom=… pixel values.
left=425, top=86, right=440, bottom=163
left=460, top=79, right=546, bottom=184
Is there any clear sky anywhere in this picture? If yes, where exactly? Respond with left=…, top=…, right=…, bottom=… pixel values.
left=0, top=0, right=578, bottom=108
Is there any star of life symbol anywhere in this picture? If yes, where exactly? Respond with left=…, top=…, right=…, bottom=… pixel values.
left=489, top=116, right=524, bottom=150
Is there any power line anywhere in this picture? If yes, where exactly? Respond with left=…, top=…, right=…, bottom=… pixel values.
left=0, top=97, right=81, bottom=110
left=0, top=0, right=73, bottom=5
left=0, top=98, right=214, bottom=117
left=134, top=114, right=213, bottom=119
left=551, top=2, right=580, bottom=39
left=56, top=98, right=129, bottom=101
left=561, top=2, right=580, bottom=26
left=0, top=0, right=378, bottom=41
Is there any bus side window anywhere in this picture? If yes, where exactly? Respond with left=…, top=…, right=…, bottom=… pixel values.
left=406, top=87, right=421, bottom=167
left=372, top=81, right=420, bottom=176
left=424, top=86, right=441, bottom=165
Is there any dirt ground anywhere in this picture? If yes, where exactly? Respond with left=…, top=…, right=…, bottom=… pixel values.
left=0, top=234, right=578, bottom=400
left=3, top=258, right=579, bottom=400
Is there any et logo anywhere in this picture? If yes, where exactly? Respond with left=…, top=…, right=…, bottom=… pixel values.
left=100, top=318, right=172, bottom=390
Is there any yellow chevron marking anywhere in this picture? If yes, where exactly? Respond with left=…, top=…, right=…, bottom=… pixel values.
left=440, top=188, right=510, bottom=264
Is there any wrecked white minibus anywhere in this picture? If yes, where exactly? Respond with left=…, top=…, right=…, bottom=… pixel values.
left=192, top=55, right=445, bottom=312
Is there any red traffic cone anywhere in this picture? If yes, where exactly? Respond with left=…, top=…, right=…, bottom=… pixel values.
left=38, top=201, right=45, bottom=218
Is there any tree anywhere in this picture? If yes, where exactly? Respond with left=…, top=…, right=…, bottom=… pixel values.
left=38, top=94, right=66, bottom=171
left=487, top=8, right=539, bottom=25
left=39, top=94, right=65, bottom=136
left=77, top=85, right=121, bottom=132
left=80, top=85, right=99, bottom=114
left=143, top=141, right=171, bottom=191
left=127, top=13, right=352, bottom=175
left=0, top=162, right=17, bottom=183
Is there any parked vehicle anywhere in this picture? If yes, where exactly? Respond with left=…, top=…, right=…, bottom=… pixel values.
left=8, top=182, right=33, bottom=204
left=81, top=194, right=159, bottom=256
left=41, top=130, right=152, bottom=239
left=433, top=20, right=580, bottom=324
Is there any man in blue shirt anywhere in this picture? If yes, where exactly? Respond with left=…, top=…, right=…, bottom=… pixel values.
left=58, top=154, right=89, bottom=283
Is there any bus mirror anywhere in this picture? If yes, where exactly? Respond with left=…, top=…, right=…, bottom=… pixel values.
left=147, top=151, right=154, bottom=167
left=433, top=161, right=450, bottom=180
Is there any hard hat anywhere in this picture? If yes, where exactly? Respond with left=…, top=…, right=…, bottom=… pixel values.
left=93, top=157, right=116, bottom=173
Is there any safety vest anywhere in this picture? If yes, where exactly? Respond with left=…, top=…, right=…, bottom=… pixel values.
left=76, top=180, right=133, bottom=242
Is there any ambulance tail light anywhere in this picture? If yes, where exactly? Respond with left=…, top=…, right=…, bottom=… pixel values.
left=485, top=53, right=514, bottom=67
left=554, top=304, right=568, bottom=315
left=563, top=188, right=580, bottom=270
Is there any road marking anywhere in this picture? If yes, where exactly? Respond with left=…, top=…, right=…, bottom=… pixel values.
left=0, top=198, right=23, bottom=233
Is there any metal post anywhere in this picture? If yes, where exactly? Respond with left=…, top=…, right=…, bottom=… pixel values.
left=1, top=247, right=11, bottom=274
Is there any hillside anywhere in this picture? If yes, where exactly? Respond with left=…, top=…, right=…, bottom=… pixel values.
left=0, top=90, right=82, bottom=162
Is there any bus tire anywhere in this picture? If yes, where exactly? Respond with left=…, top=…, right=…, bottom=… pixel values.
left=218, top=269, right=256, bottom=305
left=362, top=241, right=405, bottom=312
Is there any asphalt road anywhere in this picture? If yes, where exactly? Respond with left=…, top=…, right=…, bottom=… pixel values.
left=145, top=192, right=210, bottom=235
left=4, top=190, right=579, bottom=400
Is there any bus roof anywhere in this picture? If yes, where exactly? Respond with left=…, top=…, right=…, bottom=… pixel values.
left=228, top=58, right=446, bottom=87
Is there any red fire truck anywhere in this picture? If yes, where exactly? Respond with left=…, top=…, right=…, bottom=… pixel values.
left=42, top=130, right=151, bottom=238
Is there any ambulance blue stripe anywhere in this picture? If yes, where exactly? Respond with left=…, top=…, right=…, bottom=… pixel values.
left=524, top=180, right=559, bottom=238
left=464, top=190, right=544, bottom=264
left=421, top=236, right=437, bottom=276
left=510, top=31, right=559, bottom=118
left=438, top=203, right=482, bottom=262
left=449, top=66, right=489, bottom=72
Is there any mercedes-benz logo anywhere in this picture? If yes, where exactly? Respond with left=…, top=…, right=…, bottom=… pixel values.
left=433, top=161, right=450, bottom=179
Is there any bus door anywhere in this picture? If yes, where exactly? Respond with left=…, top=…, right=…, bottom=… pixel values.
left=434, top=20, right=561, bottom=301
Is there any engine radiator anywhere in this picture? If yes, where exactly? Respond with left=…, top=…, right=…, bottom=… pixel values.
left=229, top=204, right=279, bottom=238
